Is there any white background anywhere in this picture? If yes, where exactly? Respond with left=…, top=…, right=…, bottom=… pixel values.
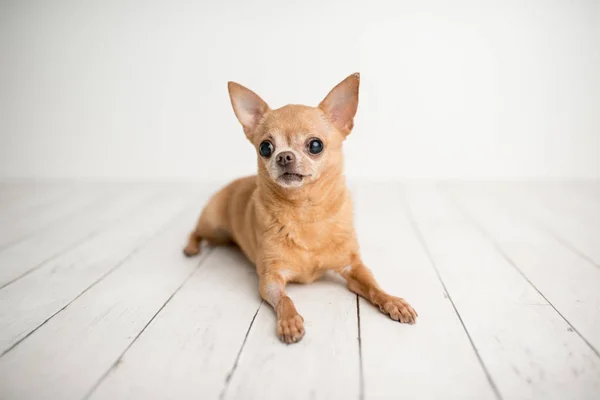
left=1, top=0, right=599, bottom=181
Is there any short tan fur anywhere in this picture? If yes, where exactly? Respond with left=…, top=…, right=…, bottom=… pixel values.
left=184, top=73, right=417, bottom=344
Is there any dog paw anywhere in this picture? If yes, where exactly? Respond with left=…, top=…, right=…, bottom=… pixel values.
left=277, top=314, right=305, bottom=344
left=378, top=296, right=418, bottom=325
left=182, top=244, right=200, bottom=257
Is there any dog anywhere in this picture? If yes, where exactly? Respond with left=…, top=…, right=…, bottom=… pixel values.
left=184, top=73, right=417, bottom=344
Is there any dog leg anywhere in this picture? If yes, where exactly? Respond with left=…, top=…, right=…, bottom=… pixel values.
left=259, top=271, right=305, bottom=344
left=183, top=229, right=202, bottom=257
left=340, top=257, right=417, bottom=324
left=183, top=217, right=231, bottom=257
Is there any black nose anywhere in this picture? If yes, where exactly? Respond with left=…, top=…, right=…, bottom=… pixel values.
left=276, top=151, right=296, bottom=167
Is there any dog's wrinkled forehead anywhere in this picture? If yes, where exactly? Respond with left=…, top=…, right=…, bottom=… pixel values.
left=258, top=105, right=334, bottom=145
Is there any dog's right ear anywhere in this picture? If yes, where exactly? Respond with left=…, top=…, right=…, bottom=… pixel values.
left=227, top=82, right=270, bottom=140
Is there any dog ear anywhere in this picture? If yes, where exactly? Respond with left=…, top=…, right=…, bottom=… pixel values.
left=227, top=82, right=270, bottom=140
left=318, top=73, right=360, bottom=136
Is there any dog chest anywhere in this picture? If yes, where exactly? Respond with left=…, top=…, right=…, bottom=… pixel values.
left=270, top=218, right=355, bottom=269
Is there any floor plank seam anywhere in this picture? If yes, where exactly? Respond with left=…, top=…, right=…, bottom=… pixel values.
left=479, top=187, right=600, bottom=270
left=0, top=190, right=164, bottom=291
left=1, top=262, right=122, bottom=358
left=527, top=186, right=600, bottom=226
left=0, top=188, right=71, bottom=226
left=534, top=225, right=600, bottom=270
left=0, top=189, right=120, bottom=253
left=512, top=187, right=599, bottom=269
left=356, top=295, right=365, bottom=400
left=81, top=248, right=214, bottom=400
left=219, top=301, right=263, bottom=400
left=442, top=186, right=600, bottom=359
left=0, top=193, right=205, bottom=358
left=401, top=186, right=504, bottom=400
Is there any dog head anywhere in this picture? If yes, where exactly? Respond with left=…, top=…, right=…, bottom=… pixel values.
left=227, top=73, right=360, bottom=189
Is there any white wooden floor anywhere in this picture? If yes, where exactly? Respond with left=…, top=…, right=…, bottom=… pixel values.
left=0, top=182, right=599, bottom=400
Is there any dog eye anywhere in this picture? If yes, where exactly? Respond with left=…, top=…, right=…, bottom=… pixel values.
left=308, top=139, right=324, bottom=155
left=259, top=141, right=274, bottom=158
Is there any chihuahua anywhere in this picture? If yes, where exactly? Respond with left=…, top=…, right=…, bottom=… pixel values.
left=184, top=73, right=417, bottom=344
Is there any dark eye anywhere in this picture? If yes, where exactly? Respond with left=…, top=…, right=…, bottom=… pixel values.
left=259, top=141, right=274, bottom=158
left=308, top=139, right=324, bottom=155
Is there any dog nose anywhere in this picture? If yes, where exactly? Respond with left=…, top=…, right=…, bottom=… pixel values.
left=276, top=151, right=296, bottom=167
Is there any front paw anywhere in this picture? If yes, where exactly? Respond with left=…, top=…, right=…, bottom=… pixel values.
left=183, top=243, right=200, bottom=257
left=377, top=296, right=418, bottom=325
left=277, top=314, right=305, bottom=344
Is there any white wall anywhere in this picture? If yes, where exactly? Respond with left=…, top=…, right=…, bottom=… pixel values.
left=1, top=0, right=599, bottom=181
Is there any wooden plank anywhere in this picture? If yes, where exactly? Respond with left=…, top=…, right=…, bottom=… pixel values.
left=488, top=184, right=600, bottom=267
left=88, top=247, right=262, bottom=400
left=445, top=184, right=600, bottom=354
left=405, top=184, right=600, bottom=400
left=0, top=183, right=62, bottom=206
left=222, top=276, right=360, bottom=400
left=0, top=183, right=42, bottom=207
left=525, top=184, right=600, bottom=224
left=353, top=183, right=498, bottom=400
left=0, top=200, right=209, bottom=400
left=0, top=190, right=199, bottom=355
left=570, top=182, right=600, bottom=201
left=0, top=187, right=157, bottom=288
left=0, top=186, right=112, bottom=250
left=0, top=184, right=70, bottom=224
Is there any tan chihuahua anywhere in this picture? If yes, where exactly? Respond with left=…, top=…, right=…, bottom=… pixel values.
left=184, top=73, right=417, bottom=344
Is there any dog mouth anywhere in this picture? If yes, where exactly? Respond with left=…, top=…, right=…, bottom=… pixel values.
left=279, top=172, right=309, bottom=185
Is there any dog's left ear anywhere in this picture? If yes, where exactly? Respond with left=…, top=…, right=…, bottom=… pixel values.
left=318, top=73, right=360, bottom=136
